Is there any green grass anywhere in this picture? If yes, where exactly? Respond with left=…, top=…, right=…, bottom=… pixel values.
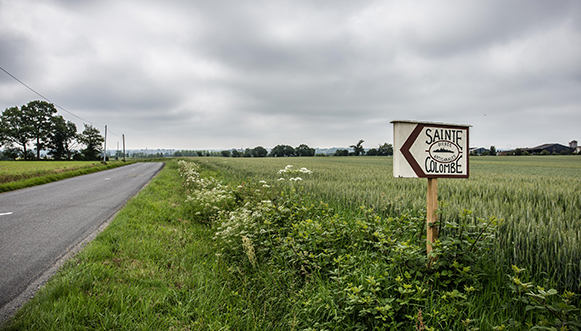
left=0, top=160, right=136, bottom=193
left=2, top=160, right=293, bottom=330
left=0, top=161, right=103, bottom=180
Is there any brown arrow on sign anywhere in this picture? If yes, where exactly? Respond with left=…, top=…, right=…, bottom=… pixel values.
left=400, top=123, right=470, bottom=178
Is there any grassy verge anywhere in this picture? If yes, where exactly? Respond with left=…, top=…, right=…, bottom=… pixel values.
left=0, top=161, right=136, bottom=193
left=1, top=159, right=292, bottom=330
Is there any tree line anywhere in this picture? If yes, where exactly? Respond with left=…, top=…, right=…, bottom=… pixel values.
left=174, top=140, right=393, bottom=158
left=0, top=100, right=105, bottom=161
left=334, top=140, right=393, bottom=156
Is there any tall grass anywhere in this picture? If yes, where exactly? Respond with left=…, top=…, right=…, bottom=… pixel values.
left=194, top=155, right=581, bottom=290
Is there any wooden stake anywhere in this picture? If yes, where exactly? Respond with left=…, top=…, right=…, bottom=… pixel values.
left=426, top=178, right=438, bottom=256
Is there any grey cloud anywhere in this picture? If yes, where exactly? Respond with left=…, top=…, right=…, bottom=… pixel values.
left=1, top=0, right=580, bottom=150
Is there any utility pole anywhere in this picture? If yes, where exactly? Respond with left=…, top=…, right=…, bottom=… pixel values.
left=103, top=125, right=107, bottom=163
left=122, top=134, right=126, bottom=162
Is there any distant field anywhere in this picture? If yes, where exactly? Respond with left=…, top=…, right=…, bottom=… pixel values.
left=194, top=155, right=581, bottom=290
left=0, top=161, right=133, bottom=193
left=0, top=161, right=104, bottom=183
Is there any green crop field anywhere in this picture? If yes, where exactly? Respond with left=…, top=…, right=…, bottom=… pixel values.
left=0, top=160, right=134, bottom=192
left=194, top=155, right=581, bottom=290
left=0, top=161, right=103, bottom=182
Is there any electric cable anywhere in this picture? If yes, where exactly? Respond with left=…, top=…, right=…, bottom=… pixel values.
left=0, top=65, right=118, bottom=136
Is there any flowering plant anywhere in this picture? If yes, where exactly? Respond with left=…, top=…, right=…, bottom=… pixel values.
left=276, top=165, right=313, bottom=182
left=178, top=160, right=235, bottom=225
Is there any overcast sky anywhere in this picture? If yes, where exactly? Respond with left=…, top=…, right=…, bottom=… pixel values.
left=1, top=0, right=580, bottom=151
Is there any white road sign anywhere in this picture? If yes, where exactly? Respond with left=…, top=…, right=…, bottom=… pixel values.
left=392, top=120, right=470, bottom=178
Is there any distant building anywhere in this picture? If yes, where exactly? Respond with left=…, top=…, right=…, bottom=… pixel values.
left=571, top=140, right=581, bottom=154
left=524, top=143, right=573, bottom=154
left=498, top=142, right=577, bottom=155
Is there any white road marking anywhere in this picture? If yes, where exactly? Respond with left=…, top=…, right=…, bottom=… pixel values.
left=0, top=212, right=13, bottom=216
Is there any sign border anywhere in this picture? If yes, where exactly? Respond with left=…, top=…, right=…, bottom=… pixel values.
left=400, top=123, right=470, bottom=178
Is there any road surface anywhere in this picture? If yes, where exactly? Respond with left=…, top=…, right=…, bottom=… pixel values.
left=0, top=162, right=164, bottom=322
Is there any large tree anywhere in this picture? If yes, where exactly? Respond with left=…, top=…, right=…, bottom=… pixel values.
left=251, top=146, right=268, bottom=157
left=77, top=124, right=104, bottom=161
left=270, top=144, right=295, bottom=157
left=22, top=100, right=57, bottom=160
left=0, top=106, right=33, bottom=160
left=295, top=144, right=315, bottom=156
left=377, top=142, right=393, bottom=156
left=231, top=149, right=242, bottom=157
left=48, top=115, right=78, bottom=160
left=350, top=139, right=365, bottom=156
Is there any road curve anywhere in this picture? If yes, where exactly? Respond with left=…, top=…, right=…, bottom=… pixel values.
left=0, top=162, right=164, bottom=320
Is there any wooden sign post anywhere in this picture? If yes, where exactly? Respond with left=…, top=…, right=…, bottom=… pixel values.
left=426, top=177, right=438, bottom=256
left=392, top=120, right=470, bottom=257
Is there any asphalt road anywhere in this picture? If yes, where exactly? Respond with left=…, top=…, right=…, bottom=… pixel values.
left=0, top=162, right=164, bottom=317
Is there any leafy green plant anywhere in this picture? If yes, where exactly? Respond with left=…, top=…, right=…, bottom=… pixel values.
left=504, top=265, right=581, bottom=330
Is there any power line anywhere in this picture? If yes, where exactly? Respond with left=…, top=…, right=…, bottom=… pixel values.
left=0, top=65, right=118, bottom=136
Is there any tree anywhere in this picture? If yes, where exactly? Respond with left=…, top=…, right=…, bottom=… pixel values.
left=22, top=100, right=57, bottom=160
left=1, top=147, right=20, bottom=160
left=221, top=150, right=231, bottom=157
left=77, top=124, right=104, bottom=161
left=366, top=148, right=378, bottom=156
left=0, top=106, right=33, bottom=160
left=231, top=149, right=241, bottom=157
left=333, top=149, right=349, bottom=156
left=252, top=146, right=268, bottom=157
left=350, top=139, right=365, bottom=156
left=270, top=144, right=295, bottom=157
left=377, top=143, right=393, bottom=156
left=490, top=146, right=496, bottom=156
left=48, top=115, right=77, bottom=160
left=295, top=144, right=315, bottom=156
